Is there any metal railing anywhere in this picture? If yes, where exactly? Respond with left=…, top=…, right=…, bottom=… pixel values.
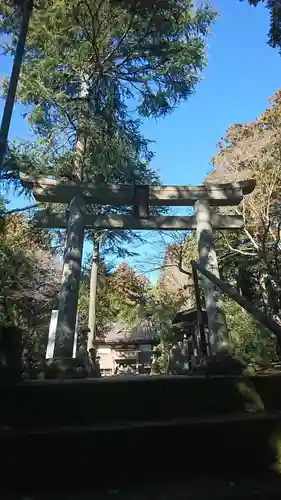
left=191, top=260, right=281, bottom=350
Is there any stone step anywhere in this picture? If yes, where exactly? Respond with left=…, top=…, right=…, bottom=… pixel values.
left=3, top=476, right=281, bottom=500
left=1, top=375, right=281, bottom=492
left=2, top=374, right=281, bottom=428
left=1, top=409, right=281, bottom=491
left=1, top=410, right=280, bottom=435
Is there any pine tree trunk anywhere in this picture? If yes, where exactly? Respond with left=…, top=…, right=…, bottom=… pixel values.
left=73, top=75, right=90, bottom=180
left=88, top=240, right=100, bottom=351
left=0, top=0, right=33, bottom=167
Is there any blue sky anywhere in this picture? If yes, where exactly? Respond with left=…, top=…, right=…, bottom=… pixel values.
left=144, top=0, right=281, bottom=186
left=1, top=0, right=281, bottom=280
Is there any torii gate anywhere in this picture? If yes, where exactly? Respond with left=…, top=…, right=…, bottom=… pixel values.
left=20, top=173, right=255, bottom=360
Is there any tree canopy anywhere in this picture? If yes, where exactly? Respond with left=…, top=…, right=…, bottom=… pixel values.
left=204, top=89, right=281, bottom=365
left=244, top=1, right=281, bottom=52
left=0, top=206, right=61, bottom=376
left=1, top=0, right=216, bottom=182
left=208, top=89, right=281, bottom=320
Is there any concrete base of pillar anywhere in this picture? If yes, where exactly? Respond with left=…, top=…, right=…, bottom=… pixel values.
left=194, top=353, right=248, bottom=376
left=44, top=358, right=88, bottom=379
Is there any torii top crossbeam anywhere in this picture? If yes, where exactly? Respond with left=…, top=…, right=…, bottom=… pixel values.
left=20, top=173, right=255, bottom=206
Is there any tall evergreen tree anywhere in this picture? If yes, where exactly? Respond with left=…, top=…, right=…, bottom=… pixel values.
left=0, top=0, right=216, bottom=352
left=1, top=0, right=216, bottom=179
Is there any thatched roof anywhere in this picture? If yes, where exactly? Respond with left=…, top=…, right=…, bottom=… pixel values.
left=104, top=319, right=156, bottom=344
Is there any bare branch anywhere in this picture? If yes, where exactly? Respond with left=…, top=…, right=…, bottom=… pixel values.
left=221, top=232, right=257, bottom=257
left=0, top=204, right=37, bottom=216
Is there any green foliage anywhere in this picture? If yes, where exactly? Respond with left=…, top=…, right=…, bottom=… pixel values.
left=79, top=260, right=153, bottom=334
left=1, top=0, right=216, bottom=182
left=223, top=298, right=277, bottom=367
left=202, top=89, right=281, bottom=367
left=151, top=342, right=170, bottom=375
left=210, top=92, right=281, bottom=243
left=1, top=0, right=171, bottom=284
left=0, top=212, right=60, bottom=376
left=111, top=263, right=149, bottom=308
left=155, top=214, right=279, bottom=368
left=1, top=0, right=216, bottom=119
left=78, top=256, right=185, bottom=378
left=78, top=262, right=117, bottom=336
left=244, top=1, right=281, bottom=52
left=0, top=196, right=5, bottom=212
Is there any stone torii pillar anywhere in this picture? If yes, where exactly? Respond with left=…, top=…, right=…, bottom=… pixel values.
left=54, top=196, right=86, bottom=358
left=194, top=180, right=255, bottom=357
left=195, top=200, right=229, bottom=356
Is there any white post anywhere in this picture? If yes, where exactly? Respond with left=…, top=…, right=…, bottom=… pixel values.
left=46, top=310, right=79, bottom=359
left=53, top=196, right=85, bottom=358
left=87, top=241, right=99, bottom=351
left=195, top=199, right=229, bottom=355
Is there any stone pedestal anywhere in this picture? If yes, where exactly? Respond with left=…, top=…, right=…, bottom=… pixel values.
left=44, top=357, right=88, bottom=379
left=0, top=325, right=22, bottom=385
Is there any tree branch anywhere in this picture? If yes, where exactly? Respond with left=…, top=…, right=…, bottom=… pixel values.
left=0, top=204, right=38, bottom=216
left=221, top=232, right=257, bottom=257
